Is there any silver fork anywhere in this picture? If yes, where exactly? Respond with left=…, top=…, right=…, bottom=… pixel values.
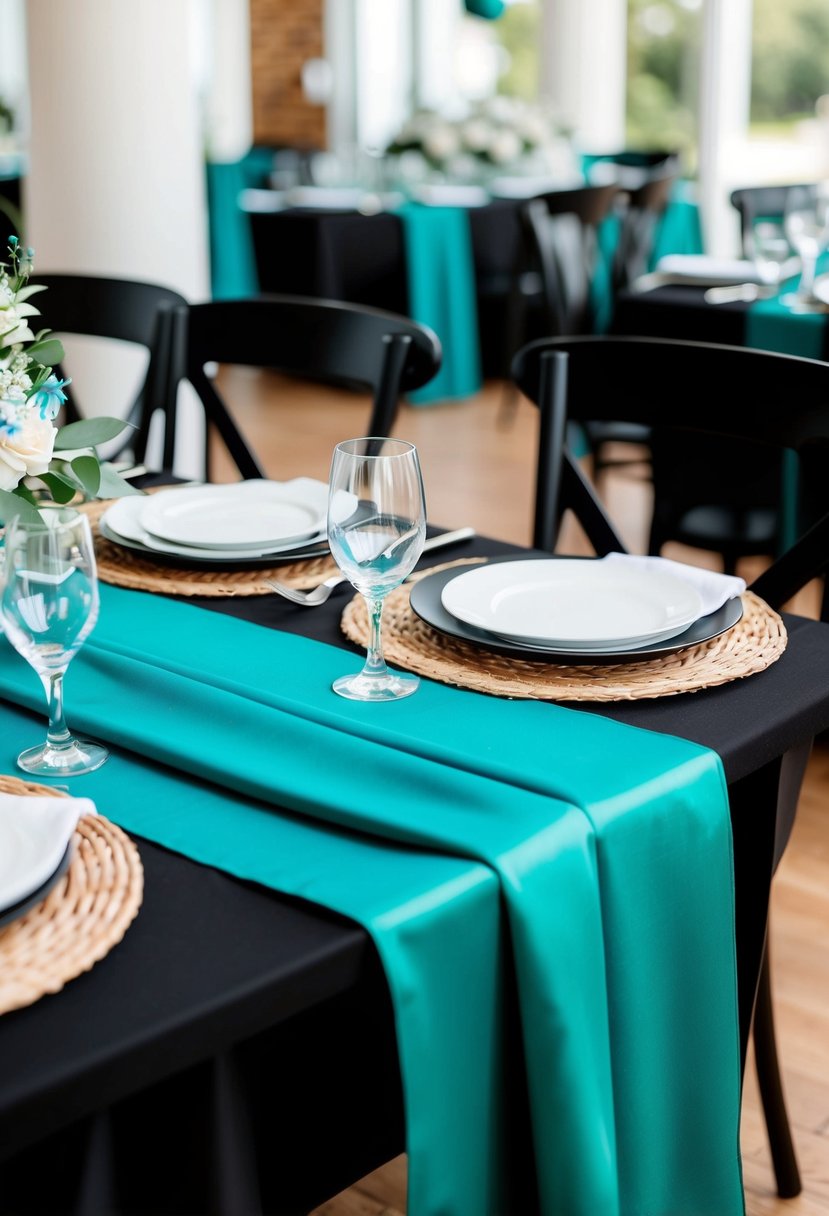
left=266, top=526, right=477, bottom=606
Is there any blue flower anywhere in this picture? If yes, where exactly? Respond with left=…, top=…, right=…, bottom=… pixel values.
left=31, top=374, right=71, bottom=420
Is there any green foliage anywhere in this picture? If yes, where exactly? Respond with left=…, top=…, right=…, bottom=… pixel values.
left=495, top=4, right=541, bottom=100
left=53, top=416, right=131, bottom=451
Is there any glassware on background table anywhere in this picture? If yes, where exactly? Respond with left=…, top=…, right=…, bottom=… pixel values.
left=327, top=437, right=426, bottom=701
left=0, top=507, right=108, bottom=775
left=782, top=183, right=829, bottom=307
left=747, top=219, right=792, bottom=287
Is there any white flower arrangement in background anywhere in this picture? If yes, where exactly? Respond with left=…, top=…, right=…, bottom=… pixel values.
left=0, top=236, right=137, bottom=525
left=386, top=96, right=574, bottom=179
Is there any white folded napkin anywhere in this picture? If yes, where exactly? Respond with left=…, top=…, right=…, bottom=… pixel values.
left=653, top=254, right=763, bottom=286
left=0, top=793, right=96, bottom=910
left=602, top=552, right=746, bottom=617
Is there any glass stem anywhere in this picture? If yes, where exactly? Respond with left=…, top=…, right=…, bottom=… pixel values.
left=41, top=670, right=72, bottom=750
left=799, top=254, right=817, bottom=300
left=362, top=596, right=388, bottom=679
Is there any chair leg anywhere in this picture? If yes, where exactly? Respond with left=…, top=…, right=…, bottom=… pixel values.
left=753, top=934, right=801, bottom=1198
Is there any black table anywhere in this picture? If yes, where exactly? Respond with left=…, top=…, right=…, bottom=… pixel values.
left=3, top=530, right=829, bottom=1214
left=245, top=201, right=545, bottom=380
left=612, top=281, right=829, bottom=361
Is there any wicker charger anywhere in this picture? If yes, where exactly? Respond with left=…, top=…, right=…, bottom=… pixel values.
left=79, top=496, right=338, bottom=598
left=340, top=560, right=788, bottom=702
left=0, top=775, right=144, bottom=1016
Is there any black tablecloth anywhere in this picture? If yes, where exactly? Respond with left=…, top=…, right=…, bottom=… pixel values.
left=612, top=282, right=829, bottom=361
left=246, top=203, right=544, bottom=380
left=3, top=530, right=829, bottom=1214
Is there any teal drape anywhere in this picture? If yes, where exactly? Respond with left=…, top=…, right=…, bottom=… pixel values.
left=396, top=202, right=482, bottom=403
left=0, top=584, right=744, bottom=1215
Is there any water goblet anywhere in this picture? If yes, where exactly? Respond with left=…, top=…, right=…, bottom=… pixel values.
left=782, top=184, right=829, bottom=308
left=747, top=220, right=791, bottom=288
left=0, top=507, right=108, bottom=775
left=327, top=437, right=426, bottom=702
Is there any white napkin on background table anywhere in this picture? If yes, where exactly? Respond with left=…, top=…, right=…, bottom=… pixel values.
left=602, top=552, right=746, bottom=616
left=0, top=793, right=96, bottom=911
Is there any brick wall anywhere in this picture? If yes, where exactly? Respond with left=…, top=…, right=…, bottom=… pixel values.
left=249, top=0, right=326, bottom=149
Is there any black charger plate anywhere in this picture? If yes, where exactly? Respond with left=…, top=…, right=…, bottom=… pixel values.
left=0, top=843, right=72, bottom=931
left=99, top=519, right=331, bottom=572
left=409, top=556, right=744, bottom=666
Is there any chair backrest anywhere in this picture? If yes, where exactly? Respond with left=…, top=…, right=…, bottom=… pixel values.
left=30, top=273, right=187, bottom=465
left=177, top=295, right=442, bottom=481
left=511, top=334, right=829, bottom=610
left=610, top=154, right=682, bottom=291
left=519, top=181, right=621, bottom=336
left=729, top=183, right=817, bottom=254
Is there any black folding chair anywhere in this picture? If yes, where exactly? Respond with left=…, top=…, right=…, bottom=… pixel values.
left=594, top=150, right=683, bottom=292
left=172, top=296, right=442, bottom=482
left=497, top=181, right=621, bottom=429
left=29, top=273, right=187, bottom=468
left=512, top=333, right=829, bottom=1200
left=730, top=183, right=818, bottom=255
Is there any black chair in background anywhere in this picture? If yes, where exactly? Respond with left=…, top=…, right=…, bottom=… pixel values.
left=173, top=295, right=442, bottom=482
left=729, top=183, right=817, bottom=255
left=513, top=333, right=829, bottom=1200
left=497, top=180, right=621, bottom=430
left=587, top=150, right=683, bottom=292
left=30, top=273, right=187, bottom=468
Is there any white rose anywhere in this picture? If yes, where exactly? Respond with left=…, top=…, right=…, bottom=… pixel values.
left=461, top=118, right=493, bottom=154
left=423, top=124, right=461, bottom=164
left=0, top=409, right=57, bottom=490
left=488, top=129, right=523, bottom=165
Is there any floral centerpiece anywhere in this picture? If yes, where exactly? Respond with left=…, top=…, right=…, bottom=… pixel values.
left=0, top=236, right=137, bottom=526
left=385, top=96, right=577, bottom=183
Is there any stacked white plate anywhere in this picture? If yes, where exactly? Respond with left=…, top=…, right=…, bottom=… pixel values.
left=439, top=559, right=706, bottom=655
left=99, top=479, right=329, bottom=564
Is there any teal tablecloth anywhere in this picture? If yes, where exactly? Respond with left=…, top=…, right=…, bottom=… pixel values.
left=0, top=583, right=744, bottom=1215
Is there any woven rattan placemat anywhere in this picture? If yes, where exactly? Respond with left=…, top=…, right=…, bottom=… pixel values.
left=80, top=495, right=338, bottom=597
left=340, top=561, right=788, bottom=702
left=0, top=775, right=144, bottom=1016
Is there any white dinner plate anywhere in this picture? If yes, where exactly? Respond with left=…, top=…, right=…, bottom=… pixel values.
left=138, top=479, right=328, bottom=551
left=440, top=558, right=704, bottom=648
left=102, top=494, right=326, bottom=561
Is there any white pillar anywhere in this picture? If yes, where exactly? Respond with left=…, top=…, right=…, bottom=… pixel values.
left=540, top=0, right=626, bottom=152
left=23, top=0, right=210, bottom=477
left=697, top=0, right=753, bottom=255
left=203, top=0, right=253, bottom=162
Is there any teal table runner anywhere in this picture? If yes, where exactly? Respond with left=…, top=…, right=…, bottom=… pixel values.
left=396, top=202, right=483, bottom=405
left=0, top=585, right=744, bottom=1215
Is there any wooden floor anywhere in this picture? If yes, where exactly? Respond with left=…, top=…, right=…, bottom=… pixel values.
left=214, top=370, right=829, bottom=1216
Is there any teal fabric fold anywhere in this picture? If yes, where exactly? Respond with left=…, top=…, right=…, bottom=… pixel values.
left=746, top=270, right=828, bottom=550
left=206, top=146, right=276, bottom=299
left=0, top=696, right=505, bottom=1216
left=396, top=202, right=482, bottom=405
left=0, top=585, right=744, bottom=1215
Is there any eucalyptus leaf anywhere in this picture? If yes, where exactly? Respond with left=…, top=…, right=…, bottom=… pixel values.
left=25, top=337, right=64, bottom=366
left=0, top=488, right=44, bottom=527
left=38, top=471, right=81, bottom=504
left=97, top=463, right=144, bottom=498
left=55, top=416, right=130, bottom=450
left=70, top=455, right=102, bottom=499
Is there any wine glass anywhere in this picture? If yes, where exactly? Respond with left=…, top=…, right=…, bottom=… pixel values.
left=782, top=184, right=829, bottom=307
left=327, top=437, right=426, bottom=701
left=0, top=507, right=108, bottom=775
left=747, top=219, right=791, bottom=288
